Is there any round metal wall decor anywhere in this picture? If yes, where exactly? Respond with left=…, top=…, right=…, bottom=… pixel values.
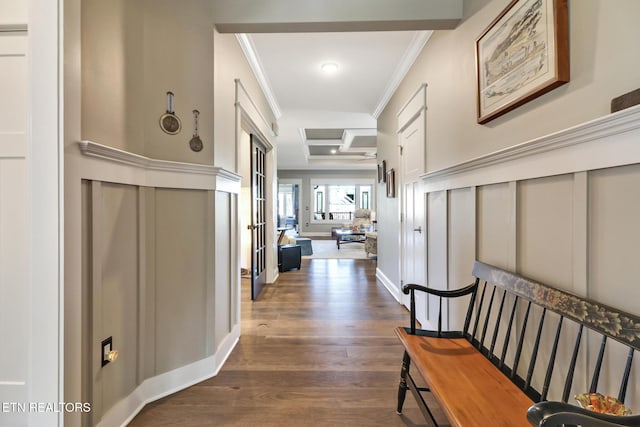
left=159, top=91, right=182, bottom=135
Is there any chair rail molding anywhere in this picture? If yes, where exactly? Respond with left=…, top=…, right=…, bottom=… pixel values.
left=421, top=104, right=640, bottom=192
left=78, top=141, right=241, bottom=193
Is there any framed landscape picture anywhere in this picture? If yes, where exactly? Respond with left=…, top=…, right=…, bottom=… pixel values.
left=476, top=0, right=569, bottom=124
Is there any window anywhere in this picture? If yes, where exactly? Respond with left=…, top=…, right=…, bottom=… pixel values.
left=311, top=180, right=374, bottom=223
left=360, top=186, right=371, bottom=210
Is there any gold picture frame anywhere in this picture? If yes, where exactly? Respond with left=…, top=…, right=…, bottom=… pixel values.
left=476, top=0, right=569, bottom=124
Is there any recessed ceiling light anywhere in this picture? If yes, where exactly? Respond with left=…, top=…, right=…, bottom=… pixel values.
left=330, top=149, right=337, bottom=154
left=321, top=63, right=338, bottom=74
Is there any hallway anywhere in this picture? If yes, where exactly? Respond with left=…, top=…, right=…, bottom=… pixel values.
left=129, top=259, right=439, bottom=426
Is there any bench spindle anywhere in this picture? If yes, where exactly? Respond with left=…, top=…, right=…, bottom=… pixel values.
left=409, top=288, right=416, bottom=335
left=589, top=335, right=607, bottom=393
left=525, top=308, right=547, bottom=392
left=618, top=347, right=634, bottom=402
left=471, top=281, right=488, bottom=343
left=561, top=324, right=584, bottom=403
left=489, top=289, right=507, bottom=358
left=541, top=316, right=563, bottom=401
left=511, top=301, right=532, bottom=381
left=462, top=278, right=479, bottom=335
left=499, top=295, right=519, bottom=370
left=479, top=286, right=498, bottom=351
left=438, top=296, right=443, bottom=337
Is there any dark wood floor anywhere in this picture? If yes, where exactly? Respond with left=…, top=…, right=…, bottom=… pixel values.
left=129, top=259, right=445, bottom=426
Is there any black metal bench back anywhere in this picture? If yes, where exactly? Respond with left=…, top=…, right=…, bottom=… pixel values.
left=465, top=261, right=640, bottom=406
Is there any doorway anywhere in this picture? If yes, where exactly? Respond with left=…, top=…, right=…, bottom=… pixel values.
left=277, top=182, right=300, bottom=231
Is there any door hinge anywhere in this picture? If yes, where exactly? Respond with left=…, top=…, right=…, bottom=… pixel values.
left=399, top=145, right=404, bottom=155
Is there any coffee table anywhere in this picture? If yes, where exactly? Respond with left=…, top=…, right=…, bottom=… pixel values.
left=335, top=229, right=365, bottom=249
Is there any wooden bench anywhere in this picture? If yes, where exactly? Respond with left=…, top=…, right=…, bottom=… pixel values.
left=395, top=261, right=640, bottom=427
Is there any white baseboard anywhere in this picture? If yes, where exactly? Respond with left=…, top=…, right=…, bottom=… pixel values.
left=376, top=267, right=401, bottom=303
left=97, top=324, right=240, bottom=427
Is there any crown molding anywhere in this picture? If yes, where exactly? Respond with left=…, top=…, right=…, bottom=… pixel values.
left=236, top=34, right=282, bottom=119
left=372, top=30, right=431, bottom=119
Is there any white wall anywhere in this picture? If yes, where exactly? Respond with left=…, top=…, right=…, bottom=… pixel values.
left=81, top=0, right=215, bottom=164
left=214, top=31, right=277, bottom=171
left=376, top=0, right=640, bottom=299
left=63, top=1, right=277, bottom=425
left=377, top=1, right=640, bottom=405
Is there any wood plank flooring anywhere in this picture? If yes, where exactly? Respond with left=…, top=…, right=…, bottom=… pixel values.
left=129, top=259, right=445, bottom=426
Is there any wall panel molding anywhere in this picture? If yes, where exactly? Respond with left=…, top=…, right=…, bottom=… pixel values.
left=78, top=141, right=241, bottom=193
left=421, top=105, right=640, bottom=192
left=397, top=83, right=427, bottom=133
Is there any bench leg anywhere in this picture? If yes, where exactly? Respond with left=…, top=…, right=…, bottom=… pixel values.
left=396, top=351, right=411, bottom=414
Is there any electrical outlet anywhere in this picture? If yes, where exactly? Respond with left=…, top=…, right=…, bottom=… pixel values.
left=101, top=337, right=113, bottom=367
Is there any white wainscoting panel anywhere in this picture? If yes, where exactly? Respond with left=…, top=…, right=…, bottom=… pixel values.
left=418, top=107, right=640, bottom=411
left=447, top=187, right=476, bottom=330
left=476, top=182, right=515, bottom=270
left=587, top=164, right=640, bottom=314
left=517, top=174, right=574, bottom=290
left=69, top=142, right=243, bottom=425
left=426, top=191, right=447, bottom=328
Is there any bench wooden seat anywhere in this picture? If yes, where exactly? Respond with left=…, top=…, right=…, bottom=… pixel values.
left=395, top=327, right=533, bottom=426
left=395, top=261, right=640, bottom=427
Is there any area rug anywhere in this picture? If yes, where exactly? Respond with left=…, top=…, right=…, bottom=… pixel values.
left=302, top=239, right=371, bottom=260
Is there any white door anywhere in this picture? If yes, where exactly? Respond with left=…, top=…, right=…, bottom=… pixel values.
left=402, top=180, right=426, bottom=323
left=399, top=91, right=427, bottom=325
left=0, top=30, right=30, bottom=425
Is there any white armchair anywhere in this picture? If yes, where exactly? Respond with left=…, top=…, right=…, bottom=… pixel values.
left=349, top=208, right=372, bottom=231
left=365, top=232, right=377, bottom=257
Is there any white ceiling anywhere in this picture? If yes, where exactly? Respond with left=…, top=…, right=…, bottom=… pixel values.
left=239, top=30, right=431, bottom=170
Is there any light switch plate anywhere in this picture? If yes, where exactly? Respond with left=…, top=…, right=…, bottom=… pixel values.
left=101, top=336, right=113, bottom=367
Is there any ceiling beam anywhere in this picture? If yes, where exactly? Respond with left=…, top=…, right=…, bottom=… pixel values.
left=212, top=0, right=462, bottom=33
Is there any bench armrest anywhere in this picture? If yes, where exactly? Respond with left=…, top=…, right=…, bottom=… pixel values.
left=527, top=401, right=640, bottom=427
left=402, top=282, right=477, bottom=298
left=402, top=281, right=478, bottom=336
